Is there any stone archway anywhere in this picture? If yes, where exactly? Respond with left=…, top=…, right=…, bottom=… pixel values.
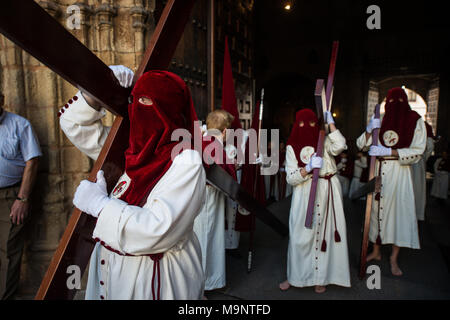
left=366, top=74, right=439, bottom=136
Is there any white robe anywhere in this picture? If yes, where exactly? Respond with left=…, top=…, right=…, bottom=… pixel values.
left=356, top=119, right=426, bottom=249
left=431, top=158, right=449, bottom=199
left=225, top=197, right=240, bottom=249
left=411, top=137, right=434, bottom=220
left=349, top=157, right=367, bottom=199
left=286, top=130, right=350, bottom=288
left=224, top=145, right=240, bottom=250
left=60, top=92, right=206, bottom=300
left=193, top=185, right=226, bottom=290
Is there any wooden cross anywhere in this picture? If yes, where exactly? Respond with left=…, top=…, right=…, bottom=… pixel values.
left=305, top=41, right=339, bottom=229
left=359, top=103, right=381, bottom=279
left=0, top=0, right=287, bottom=300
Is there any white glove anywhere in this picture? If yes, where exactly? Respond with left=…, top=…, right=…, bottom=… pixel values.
left=201, top=124, right=207, bottom=135
left=324, top=111, right=335, bottom=124
left=109, top=65, right=134, bottom=88
left=305, top=154, right=323, bottom=173
left=255, top=156, right=263, bottom=164
left=73, top=170, right=111, bottom=218
left=238, top=205, right=251, bottom=216
left=369, top=145, right=392, bottom=157
left=366, top=115, right=381, bottom=134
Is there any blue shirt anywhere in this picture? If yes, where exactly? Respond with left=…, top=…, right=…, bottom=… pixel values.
left=0, top=110, right=42, bottom=188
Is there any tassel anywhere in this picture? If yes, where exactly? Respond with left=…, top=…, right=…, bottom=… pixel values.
left=375, top=193, right=380, bottom=201
left=321, top=240, right=327, bottom=252
left=334, top=230, right=341, bottom=243
left=376, top=235, right=382, bottom=245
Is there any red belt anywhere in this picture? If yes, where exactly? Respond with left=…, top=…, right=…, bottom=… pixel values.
left=94, top=238, right=164, bottom=300
left=318, top=173, right=341, bottom=252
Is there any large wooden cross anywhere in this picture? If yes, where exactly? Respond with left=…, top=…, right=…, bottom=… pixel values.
left=358, top=104, right=381, bottom=279
left=305, top=41, right=339, bottom=229
left=0, top=0, right=287, bottom=300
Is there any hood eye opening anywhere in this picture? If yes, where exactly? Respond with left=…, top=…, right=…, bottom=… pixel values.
left=138, top=96, right=154, bottom=106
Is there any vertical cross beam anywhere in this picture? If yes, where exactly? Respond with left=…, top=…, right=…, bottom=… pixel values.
left=359, top=104, right=381, bottom=279
left=304, top=41, right=339, bottom=229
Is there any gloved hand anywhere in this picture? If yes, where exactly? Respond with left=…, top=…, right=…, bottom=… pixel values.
left=369, top=145, right=392, bottom=157
left=109, top=65, right=134, bottom=88
left=305, top=153, right=323, bottom=173
left=73, top=170, right=111, bottom=218
left=324, top=111, right=335, bottom=125
left=238, top=205, right=250, bottom=216
left=366, top=115, right=381, bottom=134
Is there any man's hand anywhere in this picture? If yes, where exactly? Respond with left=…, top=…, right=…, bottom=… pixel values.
left=73, top=170, right=111, bottom=218
left=369, top=145, right=392, bottom=157
left=10, top=200, right=29, bottom=225
left=305, top=153, right=323, bottom=173
left=109, top=65, right=134, bottom=88
left=324, top=111, right=335, bottom=125
left=366, top=115, right=381, bottom=134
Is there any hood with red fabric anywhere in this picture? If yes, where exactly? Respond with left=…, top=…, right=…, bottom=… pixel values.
left=286, top=108, right=320, bottom=167
left=221, top=36, right=242, bottom=130
left=379, top=88, right=421, bottom=149
left=119, top=70, right=199, bottom=207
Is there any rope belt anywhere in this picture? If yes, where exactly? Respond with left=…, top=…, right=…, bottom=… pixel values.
left=94, top=238, right=164, bottom=300
left=373, top=157, right=398, bottom=245
left=318, top=173, right=341, bottom=252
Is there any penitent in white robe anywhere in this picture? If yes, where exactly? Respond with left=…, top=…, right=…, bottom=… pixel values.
left=285, top=130, right=350, bottom=288
left=431, top=158, right=449, bottom=199
left=60, top=92, right=206, bottom=300
left=411, top=137, right=434, bottom=221
left=349, top=157, right=367, bottom=199
left=224, top=144, right=241, bottom=250
left=356, top=118, right=427, bottom=249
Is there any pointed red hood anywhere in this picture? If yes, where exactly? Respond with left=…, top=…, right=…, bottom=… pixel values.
left=221, top=36, right=241, bottom=130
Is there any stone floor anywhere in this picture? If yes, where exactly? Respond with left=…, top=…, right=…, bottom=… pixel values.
left=206, top=181, right=450, bottom=300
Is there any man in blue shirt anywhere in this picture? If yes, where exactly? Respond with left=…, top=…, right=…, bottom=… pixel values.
left=0, top=92, right=42, bottom=299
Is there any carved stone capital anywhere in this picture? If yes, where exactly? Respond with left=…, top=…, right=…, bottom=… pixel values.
left=130, top=6, right=151, bottom=30
left=36, top=0, right=61, bottom=18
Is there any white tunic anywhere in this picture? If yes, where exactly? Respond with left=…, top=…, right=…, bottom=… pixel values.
left=349, top=157, right=367, bottom=199
left=60, top=92, right=206, bottom=300
left=431, top=158, right=449, bottom=199
left=193, top=185, right=226, bottom=290
left=356, top=119, right=427, bottom=249
left=411, top=137, right=434, bottom=220
left=224, top=144, right=240, bottom=250
left=286, top=130, right=350, bottom=288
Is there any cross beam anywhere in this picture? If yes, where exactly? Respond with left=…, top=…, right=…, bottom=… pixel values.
left=304, top=41, right=339, bottom=229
